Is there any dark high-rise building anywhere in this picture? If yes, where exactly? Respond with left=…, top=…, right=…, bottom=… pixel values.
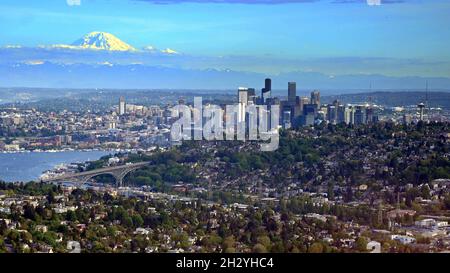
left=327, top=105, right=337, bottom=123
left=303, top=104, right=318, bottom=116
left=295, top=97, right=303, bottom=113
left=261, top=78, right=272, bottom=104
left=327, top=99, right=339, bottom=124
left=311, top=90, right=320, bottom=106
left=282, top=110, right=292, bottom=129
left=300, top=108, right=317, bottom=126
left=265, top=78, right=272, bottom=92
left=300, top=104, right=316, bottom=126
left=288, top=82, right=296, bottom=103
left=337, top=105, right=346, bottom=124
left=366, top=107, right=374, bottom=124
left=354, top=105, right=366, bottom=125
left=247, top=88, right=256, bottom=104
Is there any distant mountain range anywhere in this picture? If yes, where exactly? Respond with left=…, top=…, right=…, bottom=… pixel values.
left=0, top=31, right=449, bottom=90
left=1, top=62, right=450, bottom=90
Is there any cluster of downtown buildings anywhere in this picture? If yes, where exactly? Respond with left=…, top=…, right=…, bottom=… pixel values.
left=4, top=83, right=443, bottom=153
left=0, top=102, right=174, bottom=152
left=237, top=78, right=380, bottom=130
left=0, top=82, right=381, bottom=153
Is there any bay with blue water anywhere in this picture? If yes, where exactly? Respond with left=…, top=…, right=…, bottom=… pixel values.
left=0, top=151, right=111, bottom=182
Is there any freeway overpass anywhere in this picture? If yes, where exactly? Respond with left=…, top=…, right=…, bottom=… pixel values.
left=42, top=161, right=151, bottom=187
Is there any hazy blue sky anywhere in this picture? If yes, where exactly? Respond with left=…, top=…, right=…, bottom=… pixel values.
left=1, top=0, right=450, bottom=77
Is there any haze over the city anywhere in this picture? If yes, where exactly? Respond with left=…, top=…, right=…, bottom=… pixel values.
left=1, top=0, right=450, bottom=89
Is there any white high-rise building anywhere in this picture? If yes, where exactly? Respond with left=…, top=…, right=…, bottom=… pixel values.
left=237, top=87, right=248, bottom=123
left=344, top=106, right=354, bottom=125
left=119, top=97, right=126, bottom=116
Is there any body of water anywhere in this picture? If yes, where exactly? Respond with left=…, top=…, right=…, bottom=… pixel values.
left=0, top=151, right=111, bottom=182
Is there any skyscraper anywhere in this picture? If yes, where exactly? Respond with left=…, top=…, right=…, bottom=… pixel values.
left=288, top=82, right=296, bottom=103
left=418, top=103, right=425, bottom=121
left=366, top=106, right=374, bottom=123
left=354, top=105, right=366, bottom=125
left=296, top=96, right=309, bottom=117
left=327, top=105, right=337, bottom=123
left=326, top=100, right=340, bottom=124
left=119, top=96, right=126, bottom=116
left=247, top=88, right=256, bottom=104
left=238, top=87, right=249, bottom=123
left=345, top=106, right=354, bottom=125
left=283, top=110, right=291, bottom=129
left=265, top=78, right=272, bottom=92
left=293, top=97, right=303, bottom=120
left=262, top=78, right=272, bottom=104
left=238, top=87, right=249, bottom=104
left=337, top=105, right=346, bottom=124
left=301, top=104, right=318, bottom=126
left=311, top=90, right=320, bottom=106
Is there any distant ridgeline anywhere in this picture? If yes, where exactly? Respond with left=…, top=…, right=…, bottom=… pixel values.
left=322, top=92, right=450, bottom=109
left=0, top=88, right=236, bottom=112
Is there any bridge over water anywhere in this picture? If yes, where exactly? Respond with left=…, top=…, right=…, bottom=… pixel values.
left=42, top=161, right=151, bottom=187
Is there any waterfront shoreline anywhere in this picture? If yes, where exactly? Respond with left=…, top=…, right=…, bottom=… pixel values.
left=0, top=150, right=114, bottom=183
left=0, top=148, right=137, bottom=154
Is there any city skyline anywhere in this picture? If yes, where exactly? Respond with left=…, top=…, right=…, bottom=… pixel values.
left=2, top=0, right=450, bottom=259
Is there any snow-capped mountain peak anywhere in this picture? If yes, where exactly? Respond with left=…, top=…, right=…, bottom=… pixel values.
left=142, top=46, right=180, bottom=55
left=17, top=32, right=181, bottom=54
left=71, top=31, right=136, bottom=51
left=161, top=48, right=179, bottom=55
left=142, top=45, right=157, bottom=52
